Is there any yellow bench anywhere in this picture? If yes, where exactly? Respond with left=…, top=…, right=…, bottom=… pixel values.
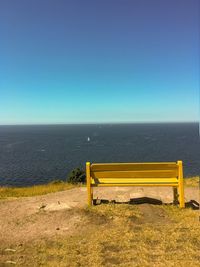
left=86, top=161, right=185, bottom=208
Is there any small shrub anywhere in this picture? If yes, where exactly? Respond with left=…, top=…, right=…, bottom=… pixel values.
left=49, top=180, right=64, bottom=185
left=67, top=168, right=86, bottom=184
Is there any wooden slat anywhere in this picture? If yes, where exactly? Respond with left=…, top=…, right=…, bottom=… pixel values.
left=92, top=183, right=179, bottom=187
left=91, top=170, right=178, bottom=179
left=91, top=178, right=178, bottom=184
left=91, top=162, right=178, bottom=172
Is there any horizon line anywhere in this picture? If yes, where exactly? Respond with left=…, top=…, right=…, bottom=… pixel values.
left=0, top=121, right=199, bottom=126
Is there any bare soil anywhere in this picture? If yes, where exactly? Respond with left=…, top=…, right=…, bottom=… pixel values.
left=0, top=186, right=200, bottom=267
left=0, top=186, right=198, bottom=246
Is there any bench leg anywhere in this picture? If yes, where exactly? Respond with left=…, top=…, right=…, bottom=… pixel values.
left=179, top=180, right=185, bottom=208
left=173, top=187, right=178, bottom=205
left=86, top=162, right=93, bottom=206
left=87, top=181, right=93, bottom=206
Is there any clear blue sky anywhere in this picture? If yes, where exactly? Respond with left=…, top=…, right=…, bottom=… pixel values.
left=0, top=0, right=199, bottom=124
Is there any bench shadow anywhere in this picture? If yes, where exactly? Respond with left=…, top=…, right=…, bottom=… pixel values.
left=93, top=198, right=200, bottom=210
left=94, top=197, right=162, bottom=205
left=185, top=200, right=199, bottom=210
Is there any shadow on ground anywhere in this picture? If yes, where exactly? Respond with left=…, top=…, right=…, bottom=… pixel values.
left=93, top=197, right=199, bottom=210
left=186, top=200, right=199, bottom=210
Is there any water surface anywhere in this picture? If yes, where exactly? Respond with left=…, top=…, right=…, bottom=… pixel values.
left=0, top=123, right=199, bottom=186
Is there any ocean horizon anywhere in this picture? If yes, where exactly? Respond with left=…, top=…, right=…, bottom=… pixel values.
left=0, top=122, right=199, bottom=187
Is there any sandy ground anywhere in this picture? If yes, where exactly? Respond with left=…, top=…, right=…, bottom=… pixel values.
left=0, top=186, right=199, bottom=245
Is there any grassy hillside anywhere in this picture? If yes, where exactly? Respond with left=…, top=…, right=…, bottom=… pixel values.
left=0, top=181, right=78, bottom=199
left=1, top=204, right=199, bottom=266
left=0, top=176, right=199, bottom=266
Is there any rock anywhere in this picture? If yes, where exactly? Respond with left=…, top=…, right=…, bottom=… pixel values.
left=95, top=198, right=101, bottom=205
left=4, top=248, right=16, bottom=252
left=5, top=261, right=16, bottom=264
left=44, top=203, right=71, bottom=211
left=39, top=204, right=46, bottom=209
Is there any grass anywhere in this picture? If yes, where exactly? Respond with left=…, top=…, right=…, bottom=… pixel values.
left=0, top=176, right=198, bottom=199
left=0, top=180, right=79, bottom=199
left=1, top=204, right=200, bottom=266
left=184, top=176, right=199, bottom=187
left=1, top=176, right=199, bottom=266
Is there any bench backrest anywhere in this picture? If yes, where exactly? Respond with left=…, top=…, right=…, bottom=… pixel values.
left=88, top=162, right=182, bottom=186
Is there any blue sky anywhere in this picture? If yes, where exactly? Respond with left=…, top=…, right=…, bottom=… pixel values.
left=0, top=0, right=199, bottom=124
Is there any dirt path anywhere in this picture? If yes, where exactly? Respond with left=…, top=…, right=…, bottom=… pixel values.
left=0, top=186, right=199, bottom=245
left=138, top=204, right=172, bottom=224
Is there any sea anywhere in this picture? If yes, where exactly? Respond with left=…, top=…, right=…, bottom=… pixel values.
left=0, top=123, right=199, bottom=187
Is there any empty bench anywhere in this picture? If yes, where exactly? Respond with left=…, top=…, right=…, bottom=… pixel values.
left=86, top=161, right=185, bottom=208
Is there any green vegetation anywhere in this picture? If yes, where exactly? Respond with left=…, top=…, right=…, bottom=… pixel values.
left=1, top=204, right=199, bottom=266
left=67, top=167, right=86, bottom=184
left=0, top=180, right=78, bottom=199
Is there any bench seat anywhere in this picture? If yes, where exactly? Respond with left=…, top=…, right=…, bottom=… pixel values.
left=91, top=178, right=178, bottom=185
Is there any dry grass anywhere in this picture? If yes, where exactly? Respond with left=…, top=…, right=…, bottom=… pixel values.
left=0, top=176, right=198, bottom=200
left=0, top=176, right=199, bottom=265
left=1, top=204, right=200, bottom=267
left=0, top=181, right=79, bottom=199
left=184, top=176, right=199, bottom=187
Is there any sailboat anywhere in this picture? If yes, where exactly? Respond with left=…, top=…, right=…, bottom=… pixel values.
left=87, top=137, right=90, bottom=142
